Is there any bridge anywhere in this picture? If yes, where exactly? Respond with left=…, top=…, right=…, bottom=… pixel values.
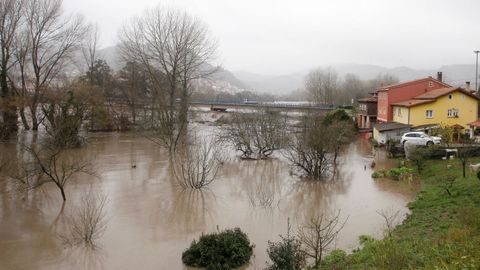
left=189, top=100, right=336, bottom=112
left=105, top=97, right=338, bottom=113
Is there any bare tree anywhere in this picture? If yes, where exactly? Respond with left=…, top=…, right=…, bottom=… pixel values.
left=10, top=26, right=31, bottom=130
left=22, top=0, right=87, bottom=130
left=305, top=67, right=338, bottom=105
left=297, top=211, right=348, bottom=268
left=172, top=137, right=224, bottom=189
left=119, top=6, right=218, bottom=153
left=376, top=208, right=402, bottom=237
left=224, top=110, right=287, bottom=160
left=82, top=23, right=99, bottom=84
left=284, top=111, right=354, bottom=180
left=284, top=114, right=333, bottom=180
left=117, top=61, right=149, bottom=125
left=61, top=188, right=107, bottom=247
left=15, top=143, right=95, bottom=201
left=0, top=0, right=24, bottom=137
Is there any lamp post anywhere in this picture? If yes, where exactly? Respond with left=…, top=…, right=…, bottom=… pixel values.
left=475, top=50, right=480, bottom=94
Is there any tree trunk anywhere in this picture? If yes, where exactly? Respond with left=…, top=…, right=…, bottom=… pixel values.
left=58, top=185, right=66, bottom=201
left=30, top=105, right=39, bottom=131
left=20, top=107, right=30, bottom=130
left=1, top=69, right=18, bottom=137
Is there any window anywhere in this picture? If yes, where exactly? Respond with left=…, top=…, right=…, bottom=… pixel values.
left=448, top=94, right=453, bottom=100
left=447, top=108, right=459, bottom=118
left=428, top=81, right=434, bottom=87
left=426, top=110, right=433, bottom=118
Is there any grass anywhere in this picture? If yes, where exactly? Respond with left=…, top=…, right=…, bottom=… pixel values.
left=320, top=157, right=480, bottom=270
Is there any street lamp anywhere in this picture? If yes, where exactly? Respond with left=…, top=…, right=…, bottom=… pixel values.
left=475, top=50, right=480, bottom=94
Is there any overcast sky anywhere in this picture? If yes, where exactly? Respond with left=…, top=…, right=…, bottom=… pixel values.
left=63, top=0, right=480, bottom=75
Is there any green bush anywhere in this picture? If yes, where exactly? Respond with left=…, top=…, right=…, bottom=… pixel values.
left=372, top=169, right=387, bottom=179
left=265, top=232, right=306, bottom=270
left=182, top=228, right=254, bottom=270
left=387, top=167, right=413, bottom=181
left=408, top=147, right=430, bottom=172
left=320, top=249, right=348, bottom=269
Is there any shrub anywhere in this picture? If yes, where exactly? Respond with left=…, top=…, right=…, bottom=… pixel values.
left=320, top=249, right=348, bottom=269
left=372, top=169, right=387, bottom=179
left=387, top=167, right=413, bottom=181
left=408, top=147, right=430, bottom=172
left=386, top=139, right=402, bottom=158
left=182, top=228, right=254, bottom=270
left=265, top=232, right=306, bottom=270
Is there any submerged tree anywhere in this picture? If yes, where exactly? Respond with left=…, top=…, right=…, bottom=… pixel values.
left=0, top=0, right=24, bottom=137
left=42, top=88, right=87, bottom=149
left=224, top=110, right=287, bottom=159
left=22, top=0, right=88, bottom=130
left=119, top=6, right=218, bottom=153
left=284, top=111, right=354, bottom=180
left=117, top=61, right=149, bottom=125
left=11, top=142, right=95, bottom=201
left=61, top=188, right=108, bottom=247
left=172, top=137, right=224, bottom=189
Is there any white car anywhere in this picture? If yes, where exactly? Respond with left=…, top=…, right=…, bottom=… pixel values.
left=401, top=132, right=441, bottom=146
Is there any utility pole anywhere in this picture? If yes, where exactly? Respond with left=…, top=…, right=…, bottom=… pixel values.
left=475, top=50, right=480, bottom=94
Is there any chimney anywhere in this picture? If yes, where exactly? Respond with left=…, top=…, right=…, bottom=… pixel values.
left=466, top=81, right=471, bottom=91
left=437, top=72, right=443, bottom=82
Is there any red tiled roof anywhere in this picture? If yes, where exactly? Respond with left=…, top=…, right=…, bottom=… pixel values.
left=391, top=99, right=434, bottom=107
left=451, top=124, right=464, bottom=129
left=392, top=87, right=480, bottom=108
left=468, top=120, right=480, bottom=127
left=376, top=77, right=451, bottom=91
left=414, top=87, right=479, bottom=100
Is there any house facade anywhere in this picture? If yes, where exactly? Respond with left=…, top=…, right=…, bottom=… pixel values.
left=357, top=96, right=377, bottom=129
left=377, top=77, right=451, bottom=122
left=392, top=87, right=479, bottom=134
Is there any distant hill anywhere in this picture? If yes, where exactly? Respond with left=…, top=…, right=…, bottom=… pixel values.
left=95, top=45, right=478, bottom=95
left=233, top=64, right=478, bottom=95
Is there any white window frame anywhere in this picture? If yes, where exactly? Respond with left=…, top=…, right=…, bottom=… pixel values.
left=426, top=110, right=433, bottom=118
left=447, top=108, right=459, bottom=118
left=428, top=81, right=434, bottom=87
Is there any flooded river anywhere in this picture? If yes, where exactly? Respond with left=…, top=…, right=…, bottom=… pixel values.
left=0, top=129, right=418, bottom=269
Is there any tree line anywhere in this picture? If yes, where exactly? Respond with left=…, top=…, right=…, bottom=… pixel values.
left=305, top=67, right=399, bottom=105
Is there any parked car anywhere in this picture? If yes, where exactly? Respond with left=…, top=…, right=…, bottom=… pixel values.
left=401, top=132, right=441, bottom=146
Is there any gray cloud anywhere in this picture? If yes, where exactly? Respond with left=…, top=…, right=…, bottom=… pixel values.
left=63, top=0, right=480, bottom=75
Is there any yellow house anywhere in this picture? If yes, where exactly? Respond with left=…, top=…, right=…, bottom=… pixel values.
left=391, top=87, right=479, bottom=133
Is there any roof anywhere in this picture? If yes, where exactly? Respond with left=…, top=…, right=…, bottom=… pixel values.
left=468, top=120, right=480, bottom=127
left=358, top=96, right=377, bottom=103
left=413, top=123, right=441, bottom=129
left=414, top=87, right=479, bottom=100
left=376, top=77, right=451, bottom=92
left=391, top=99, right=434, bottom=107
left=391, top=87, right=480, bottom=108
left=374, top=121, right=411, bottom=132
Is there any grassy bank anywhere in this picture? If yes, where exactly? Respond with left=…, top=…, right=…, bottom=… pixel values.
left=320, top=157, right=480, bottom=270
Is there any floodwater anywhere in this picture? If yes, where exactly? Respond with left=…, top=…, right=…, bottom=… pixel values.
left=0, top=125, right=418, bottom=270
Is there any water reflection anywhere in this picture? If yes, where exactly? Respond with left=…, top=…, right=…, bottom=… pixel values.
left=0, top=132, right=418, bottom=270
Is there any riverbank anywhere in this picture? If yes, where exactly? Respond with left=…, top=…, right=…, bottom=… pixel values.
left=321, top=157, right=480, bottom=269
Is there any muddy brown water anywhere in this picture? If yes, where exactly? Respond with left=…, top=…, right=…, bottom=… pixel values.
left=0, top=130, right=418, bottom=270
